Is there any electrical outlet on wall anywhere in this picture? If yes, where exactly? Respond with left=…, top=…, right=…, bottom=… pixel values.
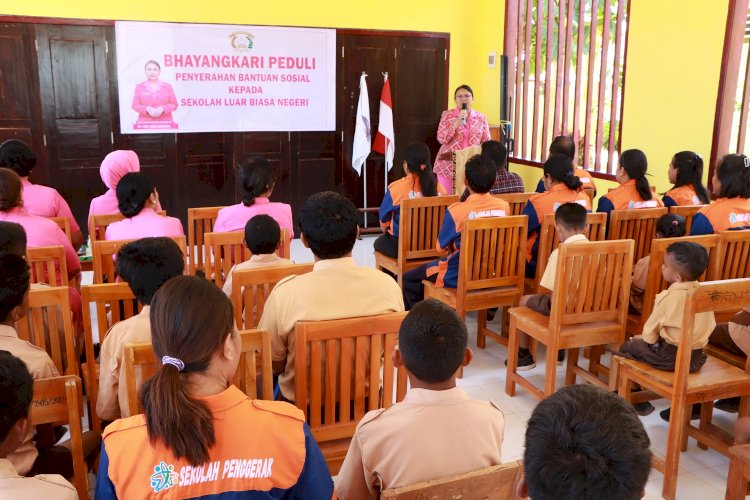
left=488, top=51, right=496, bottom=68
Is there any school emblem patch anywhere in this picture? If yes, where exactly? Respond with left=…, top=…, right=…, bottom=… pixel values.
left=150, top=461, right=179, bottom=493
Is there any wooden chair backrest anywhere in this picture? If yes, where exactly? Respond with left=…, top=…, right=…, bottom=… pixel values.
left=15, top=286, right=77, bottom=377
left=30, top=376, right=88, bottom=500
left=48, top=216, right=73, bottom=243
left=187, top=206, right=225, bottom=275
left=535, top=212, right=607, bottom=284
left=452, top=145, right=482, bottom=195
left=205, top=229, right=291, bottom=287
left=92, top=236, right=187, bottom=284
left=294, top=312, right=408, bottom=444
left=549, top=239, right=634, bottom=332
left=668, top=205, right=702, bottom=235
left=640, top=235, right=720, bottom=322
left=398, top=195, right=458, bottom=263
left=607, top=207, right=668, bottom=263
left=124, top=329, right=273, bottom=416
left=457, top=216, right=527, bottom=301
left=88, top=210, right=167, bottom=244
left=26, top=245, right=68, bottom=287
left=381, top=461, right=523, bottom=500
left=709, top=230, right=750, bottom=281
left=583, top=188, right=596, bottom=205
left=81, top=282, right=139, bottom=432
left=494, top=192, right=534, bottom=215
left=231, top=263, right=315, bottom=329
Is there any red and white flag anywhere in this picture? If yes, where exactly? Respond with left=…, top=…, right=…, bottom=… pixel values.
left=373, top=74, right=395, bottom=170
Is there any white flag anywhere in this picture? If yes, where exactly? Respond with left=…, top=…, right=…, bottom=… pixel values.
left=351, top=73, right=371, bottom=176
left=373, top=74, right=395, bottom=170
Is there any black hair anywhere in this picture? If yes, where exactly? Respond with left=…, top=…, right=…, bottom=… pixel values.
left=549, top=136, right=576, bottom=161
left=238, top=158, right=276, bottom=207
left=454, top=84, right=473, bottom=98
left=554, top=202, right=587, bottom=230
left=115, top=237, right=185, bottom=305
left=298, top=191, right=358, bottom=259
left=655, top=213, right=686, bottom=238
left=666, top=241, right=708, bottom=281
left=145, top=60, right=161, bottom=71
left=0, top=140, right=36, bottom=178
left=0, top=350, right=34, bottom=442
left=0, top=221, right=26, bottom=257
left=0, top=254, right=30, bottom=323
left=464, top=155, right=496, bottom=193
left=618, top=149, right=653, bottom=201
left=0, top=168, right=23, bottom=211
left=116, top=172, right=154, bottom=218
left=671, top=151, right=710, bottom=204
left=403, top=142, right=438, bottom=197
left=244, top=214, right=281, bottom=255
left=398, top=299, right=467, bottom=383
left=524, top=384, right=651, bottom=500
left=481, top=140, right=508, bottom=171
left=715, top=154, right=750, bottom=199
left=544, top=154, right=582, bottom=190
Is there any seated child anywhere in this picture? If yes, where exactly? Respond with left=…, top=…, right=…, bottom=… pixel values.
left=96, top=237, right=185, bottom=422
left=0, top=254, right=100, bottom=478
left=518, top=385, right=651, bottom=500
left=0, top=350, right=77, bottom=499
left=509, top=202, right=589, bottom=370
left=630, top=214, right=686, bottom=313
left=617, top=241, right=715, bottom=416
left=221, top=214, right=293, bottom=297
left=335, top=299, right=504, bottom=499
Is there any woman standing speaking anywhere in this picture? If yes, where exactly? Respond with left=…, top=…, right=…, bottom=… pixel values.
left=433, top=85, right=491, bottom=194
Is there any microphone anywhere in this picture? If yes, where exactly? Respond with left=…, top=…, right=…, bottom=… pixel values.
left=460, top=103, right=467, bottom=126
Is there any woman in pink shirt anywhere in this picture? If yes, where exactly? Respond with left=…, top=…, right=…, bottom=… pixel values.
left=0, top=168, right=80, bottom=281
left=132, top=60, right=178, bottom=124
left=0, top=140, right=83, bottom=249
left=214, top=158, right=294, bottom=237
left=104, top=172, right=184, bottom=241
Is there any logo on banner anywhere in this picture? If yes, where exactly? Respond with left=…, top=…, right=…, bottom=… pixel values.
left=230, top=31, right=254, bottom=51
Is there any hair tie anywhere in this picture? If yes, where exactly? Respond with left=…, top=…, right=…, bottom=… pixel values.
left=420, top=164, right=426, bottom=171
left=672, top=220, right=679, bottom=226
left=743, top=155, right=750, bottom=168
left=162, top=355, right=185, bottom=372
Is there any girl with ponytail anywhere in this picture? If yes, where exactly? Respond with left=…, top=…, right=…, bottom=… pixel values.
left=213, top=157, right=294, bottom=237
left=691, top=153, right=750, bottom=235
left=663, top=151, right=710, bottom=207
left=375, top=142, right=446, bottom=259
left=521, top=154, right=591, bottom=277
left=95, top=275, right=333, bottom=499
left=597, top=149, right=664, bottom=220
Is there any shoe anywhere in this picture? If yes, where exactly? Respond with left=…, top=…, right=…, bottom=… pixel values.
left=659, top=404, right=701, bottom=422
left=714, top=397, right=740, bottom=413
left=486, top=307, right=498, bottom=321
left=557, top=349, right=565, bottom=365
left=633, top=402, right=655, bottom=416
left=505, top=349, right=536, bottom=371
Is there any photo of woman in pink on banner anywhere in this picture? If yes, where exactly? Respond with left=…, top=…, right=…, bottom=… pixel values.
left=132, top=60, right=179, bottom=130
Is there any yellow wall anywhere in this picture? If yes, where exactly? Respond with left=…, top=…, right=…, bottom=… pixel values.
left=3, top=0, right=505, bottom=123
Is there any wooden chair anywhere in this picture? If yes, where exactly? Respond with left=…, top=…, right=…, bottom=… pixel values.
left=88, top=210, right=167, bottom=244
left=381, top=461, right=523, bottom=500
left=204, top=229, right=291, bottom=288
left=187, top=206, right=225, bottom=275
left=26, top=245, right=69, bottom=287
left=81, top=283, right=139, bottom=432
left=231, top=263, right=315, bottom=329
left=613, top=279, right=750, bottom=500
left=607, top=207, right=667, bottom=264
left=373, top=195, right=458, bottom=287
left=494, top=192, right=534, bottom=215
left=423, top=216, right=527, bottom=350
left=726, top=443, right=750, bottom=500
left=30, top=376, right=88, bottom=500
left=506, top=239, right=634, bottom=400
left=668, top=205, right=702, bottom=234
left=294, top=312, right=409, bottom=474
left=533, top=212, right=607, bottom=292
left=123, top=329, right=274, bottom=416
left=709, top=229, right=750, bottom=281
left=583, top=187, right=595, bottom=205
left=92, top=235, right=187, bottom=284
left=48, top=216, right=73, bottom=244
left=452, top=145, right=482, bottom=195
left=15, top=286, right=78, bottom=378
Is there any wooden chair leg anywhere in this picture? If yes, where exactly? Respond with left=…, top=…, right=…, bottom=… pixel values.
left=662, top=396, right=687, bottom=500
left=543, top=342, right=558, bottom=397
left=505, top=315, right=519, bottom=397
left=565, top=347, right=579, bottom=386
left=617, top=365, right=631, bottom=402
left=476, top=309, right=487, bottom=349
left=697, top=402, right=712, bottom=451
left=726, top=454, right=748, bottom=500
left=588, top=345, right=603, bottom=377
left=609, top=356, right=621, bottom=393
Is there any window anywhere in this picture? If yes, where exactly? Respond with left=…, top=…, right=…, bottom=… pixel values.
left=504, top=0, right=630, bottom=175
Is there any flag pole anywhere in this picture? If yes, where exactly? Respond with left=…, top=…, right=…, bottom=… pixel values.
left=382, top=72, right=389, bottom=201
left=362, top=71, right=368, bottom=229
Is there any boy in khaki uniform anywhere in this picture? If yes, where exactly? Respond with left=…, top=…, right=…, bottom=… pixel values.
left=335, top=299, right=504, bottom=499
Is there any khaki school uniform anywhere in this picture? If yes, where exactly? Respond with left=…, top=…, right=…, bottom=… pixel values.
left=0, top=458, right=77, bottom=500
left=538, top=234, right=590, bottom=291
left=221, top=254, right=294, bottom=297
left=257, top=257, right=404, bottom=401
left=642, top=281, right=715, bottom=348
left=335, top=387, right=505, bottom=499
